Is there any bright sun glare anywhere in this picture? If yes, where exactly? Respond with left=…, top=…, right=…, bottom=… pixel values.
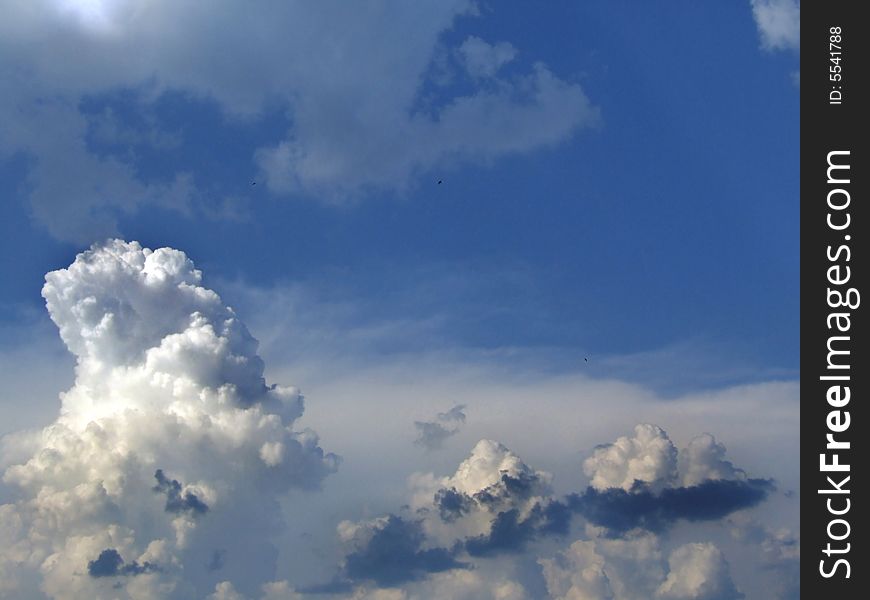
left=55, top=0, right=120, bottom=31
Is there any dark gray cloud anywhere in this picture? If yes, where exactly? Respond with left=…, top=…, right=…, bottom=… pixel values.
left=464, top=500, right=572, bottom=556
left=432, top=469, right=551, bottom=524
left=343, top=515, right=465, bottom=586
left=319, top=431, right=779, bottom=594
left=87, top=549, right=158, bottom=578
left=153, top=469, right=209, bottom=515
left=434, top=487, right=474, bottom=522
left=432, top=476, right=772, bottom=557
left=473, top=472, right=542, bottom=508
left=414, top=404, right=467, bottom=450
left=570, top=479, right=774, bottom=534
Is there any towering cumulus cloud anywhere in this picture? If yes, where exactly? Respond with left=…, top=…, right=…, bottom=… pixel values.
left=0, top=240, right=338, bottom=599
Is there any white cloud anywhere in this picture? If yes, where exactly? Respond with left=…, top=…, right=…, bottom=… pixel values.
left=403, top=569, right=528, bottom=600
left=0, top=1, right=599, bottom=241
left=582, top=424, right=678, bottom=493
left=657, top=543, right=743, bottom=600
left=678, top=434, right=746, bottom=487
left=348, top=570, right=529, bottom=600
left=727, top=514, right=799, bottom=600
left=0, top=240, right=337, bottom=598
left=750, top=0, right=800, bottom=51
left=540, top=530, right=670, bottom=600
left=583, top=425, right=754, bottom=493
left=458, top=36, right=518, bottom=79
left=0, top=263, right=801, bottom=597
left=446, top=439, right=552, bottom=498
left=541, top=533, right=743, bottom=600
left=409, top=438, right=554, bottom=546
left=206, top=579, right=303, bottom=600
left=255, top=62, right=598, bottom=199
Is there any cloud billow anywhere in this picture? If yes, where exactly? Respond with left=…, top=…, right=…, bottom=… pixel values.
left=541, top=536, right=745, bottom=600
left=574, top=424, right=773, bottom=534
left=0, top=240, right=338, bottom=599
left=325, top=426, right=776, bottom=595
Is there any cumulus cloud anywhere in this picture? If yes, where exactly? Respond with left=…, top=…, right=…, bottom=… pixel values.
left=728, top=515, right=799, bottom=599
left=0, top=240, right=338, bottom=598
left=431, top=429, right=772, bottom=549
left=540, top=531, right=665, bottom=600
left=0, top=260, right=794, bottom=600
left=583, top=424, right=679, bottom=493
left=441, top=439, right=553, bottom=501
left=207, top=579, right=303, bottom=600
left=575, top=426, right=772, bottom=533
left=0, top=2, right=599, bottom=240
left=413, top=404, right=467, bottom=451
left=415, top=439, right=556, bottom=546
left=750, top=0, right=800, bottom=51
left=678, top=434, right=747, bottom=487
left=326, top=426, right=774, bottom=597
left=541, top=533, right=743, bottom=600
left=583, top=425, right=757, bottom=491
left=323, top=439, right=555, bottom=591
left=657, top=543, right=743, bottom=600
left=437, top=441, right=570, bottom=555
left=349, top=570, right=528, bottom=600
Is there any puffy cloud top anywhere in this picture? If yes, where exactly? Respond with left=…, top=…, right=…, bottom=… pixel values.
left=678, top=434, right=746, bottom=487
left=583, top=424, right=678, bottom=492
left=43, top=240, right=256, bottom=385
left=541, top=535, right=744, bottom=600
left=657, top=543, right=744, bottom=600
left=447, top=439, right=552, bottom=498
left=583, top=425, right=751, bottom=492
left=0, top=240, right=338, bottom=599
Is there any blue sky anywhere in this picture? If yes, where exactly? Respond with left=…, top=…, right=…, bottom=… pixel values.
left=0, top=2, right=800, bottom=599
left=0, top=0, right=798, bottom=383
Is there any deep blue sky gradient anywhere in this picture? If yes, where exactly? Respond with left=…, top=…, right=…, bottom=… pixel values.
left=0, top=1, right=798, bottom=380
